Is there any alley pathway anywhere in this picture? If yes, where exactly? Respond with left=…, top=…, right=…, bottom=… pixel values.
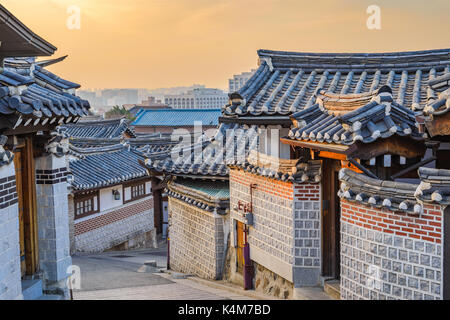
left=72, top=245, right=255, bottom=300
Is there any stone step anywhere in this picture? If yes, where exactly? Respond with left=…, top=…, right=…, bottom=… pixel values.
left=22, top=279, right=43, bottom=300
left=324, top=280, right=341, bottom=300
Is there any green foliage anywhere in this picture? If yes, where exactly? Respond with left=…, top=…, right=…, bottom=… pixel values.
left=104, top=105, right=135, bottom=121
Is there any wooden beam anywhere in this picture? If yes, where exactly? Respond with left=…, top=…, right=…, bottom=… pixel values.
left=319, top=151, right=347, bottom=161
left=348, top=136, right=426, bottom=160
left=391, top=156, right=436, bottom=180
left=348, top=158, right=379, bottom=180
left=280, top=138, right=350, bottom=154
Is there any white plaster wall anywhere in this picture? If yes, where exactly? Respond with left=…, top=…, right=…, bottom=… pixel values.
left=99, top=185, right=124, bottom=212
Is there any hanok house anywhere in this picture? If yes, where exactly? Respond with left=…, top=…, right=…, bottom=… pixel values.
left=144, top=122, right=259, bottom=280
left=0, top=4, right=90, bottom=300
left=220, top=48, right=450, bottom=300
left=66, top=139, right=156, bottom=253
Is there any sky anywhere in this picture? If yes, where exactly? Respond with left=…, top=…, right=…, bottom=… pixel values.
left=2, top=0, right=449, bottom=90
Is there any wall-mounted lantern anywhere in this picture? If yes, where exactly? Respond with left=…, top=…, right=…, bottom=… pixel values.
left=112, top=189, right=121, bottom=201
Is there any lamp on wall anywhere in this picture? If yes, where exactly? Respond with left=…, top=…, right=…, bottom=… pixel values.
left=112, top=189, right=121, bottom=201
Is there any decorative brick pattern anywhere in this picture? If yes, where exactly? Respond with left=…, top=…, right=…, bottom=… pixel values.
left=36, top=168, right=68, bottom=185
left=0, top=175, right=18, bottom=209
left=168, top=197, right=225, bottom=280
left=74, top=197, right=153, bottom=236
left=293, top=185, right=321, bottom=268
left=229, top=168, right=321, bottom=287
left=340, top=200, right=443, bottom=300
left=230, top=169, right=294, bottom=266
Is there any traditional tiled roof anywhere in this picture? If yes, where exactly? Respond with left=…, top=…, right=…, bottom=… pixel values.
left=144, top=123, right=258, bottom=178
left=132, top=108, right=221, bottom=127
left=415, top=167, right=450, bottom=205
left=167, top=179, right=229, bottom=214
left=339, top=166, right=450, bottom=213
left=230, top=150, right=322, bottom=183
left=0, top=4, right=56, bottom=57
left=0, top=57, right=90, bottom=127
left=423, top=73, right=450, bottom=116
left=69, top=144, right=148, bottom=191
left=223, top=49, right=450, bottom=118
left=338, top=168, right=422, bottom=214
left=287, top=86, right=424, bottom=146
left=60, top=118, right=135, bottom=139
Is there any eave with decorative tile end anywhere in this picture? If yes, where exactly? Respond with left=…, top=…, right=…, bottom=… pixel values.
left=166, top=179, right=229, bottom=215
left=338, top=168, right=423, bottom=215
left=144, top=123, right=259, bottom=179
left=229, top=150, right=322, bottom=183
left=415, top=167, right=450, bottom=206
left=0, top=58, right=90, bottom=131
left=287, top=86, right=424, bottom=147
left=422, top=72, right=450, bottom=138
left=0, top=135, right=14, bottom=166
left=222, top=48, right=450, bottom=120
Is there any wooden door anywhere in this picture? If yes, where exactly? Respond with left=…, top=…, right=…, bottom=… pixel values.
left=321, top=159, right=341, bottom=279
left=14, top=136, right=39, bottom=277
left=13, top=150, right=26, bottom=277
left=236, top=221, right=245, bottom=274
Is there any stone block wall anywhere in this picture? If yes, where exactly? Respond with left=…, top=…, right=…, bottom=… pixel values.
left=168, top=197, right=226, bottom=280
left=35, top=155, right=72, bottom=297
left=74, top=197, right=154, bottom=253
left=292, top=184, right=321, bottom=286
left=340, top=199, right=443, bottom=300
left=0, top=163, right=22, bottom=300
left=229, top=168, right=321, bottom=289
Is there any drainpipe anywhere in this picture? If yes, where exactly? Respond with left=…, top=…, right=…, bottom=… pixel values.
left=243, top=183, right=257, bottom=290
left=167, top=235, right=170, bottom=270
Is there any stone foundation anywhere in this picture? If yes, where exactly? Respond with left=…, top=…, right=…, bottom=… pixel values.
left=74, top=197, right=155, bottom=253
left=254, top=262, right=293, bottom=299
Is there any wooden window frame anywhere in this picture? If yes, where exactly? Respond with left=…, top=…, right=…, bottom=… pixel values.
left=74, top=191, right=100, bottom=220
left=123, top=179, right=150, bottom=204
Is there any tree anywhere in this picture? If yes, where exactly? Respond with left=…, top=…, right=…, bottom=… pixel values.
left=104, top=105, right=134, bottom=120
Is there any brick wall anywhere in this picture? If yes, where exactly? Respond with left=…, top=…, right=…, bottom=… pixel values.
left=229, top=168, right=321, bottom=287
left=340, top=199, right=443, bottom=300
left=0, top=163, right=22, bottom=300
left=168, top=197, right=226, bottom=280
left=74, top=197, right=154, bottom=253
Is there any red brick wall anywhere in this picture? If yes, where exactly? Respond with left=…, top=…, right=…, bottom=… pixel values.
left=341, top=200, right=443, bottom=244
left=230, top=168, right=293, bottom=200
left=75, top=198, right=153, bottom=236
left=294, top=184, right=320, bottom=201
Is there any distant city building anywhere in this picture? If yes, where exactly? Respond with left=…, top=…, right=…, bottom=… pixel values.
left=164, top=88, right=228, bottom=109
left=228, top=69, right=256, bottom=92
left=124, top=97, right=170, bottom=116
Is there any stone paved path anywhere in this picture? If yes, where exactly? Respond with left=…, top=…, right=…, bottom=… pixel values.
left=72, top=246, right=254, bottom=300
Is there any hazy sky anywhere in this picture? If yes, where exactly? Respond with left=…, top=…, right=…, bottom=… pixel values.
left=3, top=0, right=449, bottom=90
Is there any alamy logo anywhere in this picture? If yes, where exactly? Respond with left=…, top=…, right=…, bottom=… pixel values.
left=67, top=5, right=81, bottom=30
left=366, top=5, right=381, bottom=30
